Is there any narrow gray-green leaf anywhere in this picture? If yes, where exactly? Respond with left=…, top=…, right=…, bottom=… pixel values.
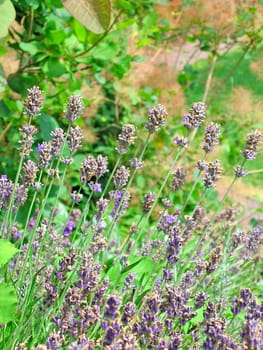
left=0, top=0, right=16, bottom=38
left=62, top=0, right=111, bottom=34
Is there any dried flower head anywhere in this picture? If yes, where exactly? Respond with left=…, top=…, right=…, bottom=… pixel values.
left=145, top=104, right=168, bottom=133
left=24, top=86, right=43, bottom=117
left=183, top=102, right=207, bottom=129
left=65, top=95, right=83, bottom=122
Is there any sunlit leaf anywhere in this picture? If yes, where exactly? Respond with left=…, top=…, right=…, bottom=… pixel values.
left=62, top=0, right=111, bottom=34
left=0, top=0, right=16, bottom=38
left=0, top=239, right=19, bottom=267
left=0, top=283, right=18, bottom=323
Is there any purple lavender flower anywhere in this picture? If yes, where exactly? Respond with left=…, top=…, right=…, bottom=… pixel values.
left=203, top=160, right=222, bottom=188
left=18, top=124, right=38, bottom=156
left=242, top=130, right=262, bottom=160
left=95, top=155, right=108, bottom=178
left=68, top=126, right=83, bottom=153
left=63, top=209, right=81, bottom=237
left=65, top=95, right=83, bottom=123
left=89, top=182, right=102, bottom=193
left=80, top=156, right=98, bottom=183
left=109, top=190, right=131, bottom=221
left=183, top=102, right=207, bottom=129
left=121, top=301, right=136, bottom=325
left=104, top=295, right=120, bottom=320
left=50, top=128, right=65, bottom=157
left=70, top=191, right=83, bottom=204
left=0, top=175, right=13, bottom=210
left=38, top=142, right=52, bottom=169
left=171, top=168, right=186, bottom=191
left=117, top=124, right=136, bottom=154
left=145, top=104, right=168, bottom=133
left=173, top=135, right=188, bottom=148
left=143, top=192, right=155, bottom=213
left=202, top=122, right=220, bottom=153
left=22, top=160, right=38, bottom=185
left=129, top=157, right=144, bottom=169
left=24, top=86, right=43, bottom=117
left=235, top=165, right=248, bottom=177
left=113, top=166, right=130, bottom=188
left=14, top=184, right=28, bottom=208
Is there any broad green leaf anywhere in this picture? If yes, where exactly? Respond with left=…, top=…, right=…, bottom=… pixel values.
left=39, top=113, right=60, bottom=141
left=19, top=41, right=45, bottom=55
left=0, top=283, right=17, bottom=323
left=0, top=0, right=16, bottom=38
left=0, top=239, right=19, bottom=267
left=62, top=0, right=111, bottom=34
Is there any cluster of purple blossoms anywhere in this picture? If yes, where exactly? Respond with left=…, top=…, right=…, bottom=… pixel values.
left=18, top=124, right=38, bottom=156
left=38, top=142, right=52, bottom=169
left=173, top=135, right=188, bottom=148
left=50, top=128, right=65, bottom=157
left=171, top=167, right=186, bottom=191
left=242, top=130, right=262, bottom=160
left=23, top=86, right=43, bottom=117
left=143, top=192, right=155, bottom=213
left=68, top=126, right=83, bottom=153
left=129, top=157, right=144, bottom=169
left=183, top=102, right=207, bottom=129
left=64, top=95, right=83, bottom=123
left=21, top=160, right=38, bottom=186
left=116, top=123, right=136, bottom=154
left=145, top=104, right=168, bottom=133
left=80, top=155, right=108, bottom=185
left=113, top=166, right=130, bottom=188
left=203, top=160, right=222, bottom=188
left=63, top=209, right=81, bottom=238
left=0, top=175, right=13, bottom=210
left=109, top=190, right=131, bottom=221
left=202, top=122, right=220, bottom=153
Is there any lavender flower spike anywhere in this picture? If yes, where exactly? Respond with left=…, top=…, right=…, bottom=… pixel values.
left=183, top=102, right=207, bottom=129
left=145, top=104, right=168, bottom=133
left=24, top=86, right=43, bottom=117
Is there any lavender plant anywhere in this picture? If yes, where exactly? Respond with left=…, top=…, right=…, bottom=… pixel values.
left=0, top=87, right=262, bottom=350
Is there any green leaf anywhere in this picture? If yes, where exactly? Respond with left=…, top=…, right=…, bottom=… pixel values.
left=0, top=239, right=19, bottom=267
left=19, top=41, right=45, bottom=55
left=0, top=283, right=18, bottom=323
left=43, top=58, right=67, bottom=78
left=38, top=113, right=60, bottom=141
left=92, top=41, right=119, bottom=61
left=0, top=0, right=16, bottom=38
left=0, top=64, right=7, bottom=92
left=62, top=0, right=111, bottom=34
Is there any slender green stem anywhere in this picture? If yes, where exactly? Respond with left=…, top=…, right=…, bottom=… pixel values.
left=106, top=133, right=152, bottom=239
left=3, top=117, right=33, bottom=239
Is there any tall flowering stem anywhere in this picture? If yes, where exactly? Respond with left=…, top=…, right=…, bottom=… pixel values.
left=106, top=133, right=151, bottom=239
